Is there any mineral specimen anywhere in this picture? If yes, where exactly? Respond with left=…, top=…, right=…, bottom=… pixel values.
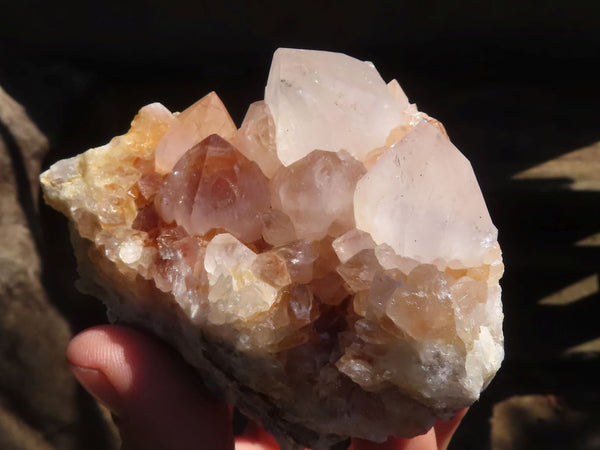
left=40, top=48, right=504, bottom=449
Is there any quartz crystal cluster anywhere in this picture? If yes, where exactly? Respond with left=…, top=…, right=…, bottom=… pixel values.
left=40, top=48, right=504, bottom=449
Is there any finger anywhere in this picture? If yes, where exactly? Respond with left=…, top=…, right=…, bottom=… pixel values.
left=351, top=428, right=436, bottom=450
left=240, top=420, right=280, bottom=448
left=235, top=419, right=282, bottom=450
left=433, top=408, right=468, bottom=450
left=235, top=439, right=280, bottom=450
left=235, top=443, right=275, bottom=450
left=67, top=325, right=233, bottom=450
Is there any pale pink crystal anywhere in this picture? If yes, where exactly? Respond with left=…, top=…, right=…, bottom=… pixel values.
left=155, top=134, right=270, bottom=242
left=387, top=79, right=410, bottom=112
left=155, top=92, right=237, bottom=174
left=384, top=79, right=421, bottom=147
left=354, top=120, right=497, bottom=267
left=152, top=228, right=209, bottom=320
left=251, top=251, right=292, bottom=289
left=336, top=249, right=381, bottom=292
left=270, top=150, right=366, bottom=240
left=272, top=240, right=318, bottom=284
left=260, top=209, right=297, bottom=246
left=265, top=48, right=409, bottom=165
left=230, top=101, right=282, bottom=178
left=375, top=266, right=456, bottom=341
left=332, top=229, right=376, bottom=264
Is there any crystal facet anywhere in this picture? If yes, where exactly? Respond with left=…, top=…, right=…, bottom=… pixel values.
left=156, top=134, right=270, bottom=243
left=270, top=149, right=366, bottom=240
left=355, top=120, right=497, bottom=267
left=155, top=92, right=236, bottom=174
left=265, top=48, right=410, bottom=165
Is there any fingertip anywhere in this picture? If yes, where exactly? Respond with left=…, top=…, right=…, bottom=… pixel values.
left=68, top=364, right=123, bottom=414
left=67, top=324, right=233, bottom=450
left=67, top=325, right=134, bottom=394
left=238, top=420, right=280, bottom=449
left=66, top=325, right=112, bottom=368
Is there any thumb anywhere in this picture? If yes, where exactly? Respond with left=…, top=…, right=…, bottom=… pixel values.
left=67, top=325, right=233, bottom=450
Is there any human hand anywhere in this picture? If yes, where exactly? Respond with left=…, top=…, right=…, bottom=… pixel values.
left=67, top=325, right=467, bottom=450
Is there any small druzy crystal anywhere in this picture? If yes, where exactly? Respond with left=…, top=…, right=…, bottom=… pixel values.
left=40, top=48, right=504, bottom=450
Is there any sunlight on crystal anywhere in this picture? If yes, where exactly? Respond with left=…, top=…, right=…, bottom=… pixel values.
left=538, top=274, right=599, bottom=306
left=155, top=92, right=236, bottom=174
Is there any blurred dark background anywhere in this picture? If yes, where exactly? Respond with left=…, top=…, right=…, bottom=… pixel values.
left=0, top=1, right=599, bottom=449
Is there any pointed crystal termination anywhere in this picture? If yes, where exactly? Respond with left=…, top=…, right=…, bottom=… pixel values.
left=230, top=101, right=282, bottom=178
left=40, top=47, right=503, bottom=450
left=155, top=134, right=270, bottom=242
left=355, top=120, right=497, bottom=268
left=265, top=48, right=410, bottom=165
left=204, top=233, right=279, bottom=324
left=155, top=92, right=237, bottom=174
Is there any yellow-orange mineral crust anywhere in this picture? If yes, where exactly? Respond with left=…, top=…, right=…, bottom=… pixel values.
left=40, top=48, right=504, bottom=450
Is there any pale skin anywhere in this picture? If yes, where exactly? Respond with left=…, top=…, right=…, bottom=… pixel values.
left=67, top=325, right=468, bottom=450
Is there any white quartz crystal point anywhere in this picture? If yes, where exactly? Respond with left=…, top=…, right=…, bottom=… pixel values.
left=265, top=48, right=408, bottom=166
left=386, top=79, right=411, bottom=113
left=354, top=121, right=497, bottom=267
left=155, top=91, right=237, bottom=174
left=204, top=233, right=279, bottom=324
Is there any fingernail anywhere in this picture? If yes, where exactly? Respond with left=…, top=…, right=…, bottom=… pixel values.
left=69, top=365, right=122, bottom=415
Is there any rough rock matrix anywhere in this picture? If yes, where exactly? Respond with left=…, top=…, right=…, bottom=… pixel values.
left=40, top=48, right=504, bottom=449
